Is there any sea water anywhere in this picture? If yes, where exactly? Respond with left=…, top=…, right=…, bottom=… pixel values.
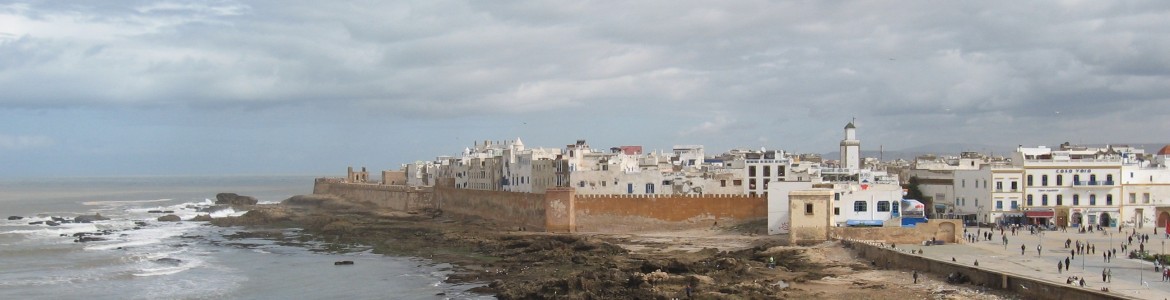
left=0, top=175, right=489, bottom=299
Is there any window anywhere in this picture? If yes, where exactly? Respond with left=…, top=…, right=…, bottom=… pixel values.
left=1130, top=193, right=1137, bottom=204
left=1056, top=195, right=1063, bottom=206
left=834, top=193, right=840, bottom=201
left=996, top=181, right=1003, bottom=191
left=1090, top=174, right=1098, bottom=184
left=805, top=203, right=814, bottom=215
left=1011, top=201, right=1018, bottom=209
left=645, top=183, right=655, bottom=194
left=748, top=166, right=756, bottom=177
left=763, top=166, right=771, bottom=177
left=1041, top=175, right=1048, bottom=186
left=720, top=180, right=727, bottom=187
left=1144, top=193, right=1151, bottom=204
left=1041, top=194, right=1048, bottom=206
left=733, top=180, right=742, bottom=186
left=1073, top=175, right=1081, bottom=184
left=627, top=183, right=633, bottom=194
left=1073, top=194, right=1080, bottom=206
left=1056, top=175, right=1063, bottom=186
left=854, top=201, right=867, bottom=212
left=1106, top=174, right=1114, bottom=184
left=877, top=201, right=891, bottom=212
left=1011, top=181, right=1018, bottom=191
left=763, top=179, right=770, bottom=190
left=749, top=179, right=756, bottom=190
left=1027, top=175, right=1033, bottom=186
left=579, top=181, right=585, bottom=188
left=996, top=201, right=1003, bottom=210
left=834, top=207, right=840, bottom=215
left=1027, top=194, right=1033, bottom=206
left=1106, top=194, right=1113, bottom=206
left=962, top=179, right=966, bottom=188
left=1089, top=194, right=1097, bottom=206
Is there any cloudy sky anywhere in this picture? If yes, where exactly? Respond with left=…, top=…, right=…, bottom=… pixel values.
left=3, top=1, right=1170, bottom=177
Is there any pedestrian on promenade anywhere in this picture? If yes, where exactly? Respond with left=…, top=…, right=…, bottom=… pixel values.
left=913, top=270, right=918, bottom=284
left=1071, top=249, right=1075, bottom=259
left=1065, top=257, right=1070, bottom=268
left=1037, top=244, right=1043, bottom=256
left=1021, top=244, right=1026, bottom=255
left=1102, top=268, right=1107, bottom=282
left=1058, top=261, right=1063, bottom=273
left=1002, top=235, right=1007, bottom=246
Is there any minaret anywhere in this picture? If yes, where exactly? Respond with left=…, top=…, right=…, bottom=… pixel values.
left=840, top=121, right=860, bottom=171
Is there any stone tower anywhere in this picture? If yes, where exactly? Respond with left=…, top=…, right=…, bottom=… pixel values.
left=839, top=121, right=860, bottom=171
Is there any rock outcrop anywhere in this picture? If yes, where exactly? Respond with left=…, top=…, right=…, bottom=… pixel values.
left=157, top=214, right=182, bottom=222
left=74, top=213, right=111, bottom=223
left=209, top=207, right=292, bottom=227
left=190, top=214, right=214, bottom=222
left=216, top=193, right=258, bottom=206
left=8, top=216, right=23, bottom=220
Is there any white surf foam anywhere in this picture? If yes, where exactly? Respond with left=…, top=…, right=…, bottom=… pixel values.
left=82, top=199, right=173, bottom=206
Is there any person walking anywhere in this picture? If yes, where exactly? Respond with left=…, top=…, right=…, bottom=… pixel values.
left=913, top=270, right=919, bottom=284
left=1058, top=261, right=1063, bottom=273
left=1037, top=244, right=1043, bottom=256
left=1021, top=244, right=1026, bottom=255
left=1102, top=268, right=1108, bottom=282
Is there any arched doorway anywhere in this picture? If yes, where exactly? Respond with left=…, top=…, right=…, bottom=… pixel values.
left=1159, top=212, right=1170, bottom=228
left=1100, top=213, right=1112, bottom=227
left=1071, top=212, right=1083, bottom=227
left=936, top=221, right=957, bottom=243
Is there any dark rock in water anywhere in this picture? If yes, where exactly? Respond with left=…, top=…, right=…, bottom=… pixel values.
left=28, top=221, right=44, bottom=225
left=334, top=261, right=354, bottom=265
left=189, top=214, right=214, bottom=222
left=51, top=217, right=66, bottom=222
left=134, top=221, right=149, bottom=227
left=75, top=236, right=105, bottom=243
left=74, top=213, right=110, bottom=223
left=154, top=258, right=183, bottom=265
left=198, top=205, right=231, bottom=213
left=157, top=215, right=182, bottom=222
left=147, top=210, right=164, bottom=214
left=8, top=216, right=24, bottom=220
left=216, top=193, right=258, bottom=206
left=46, top=221, right=60, bottom=226
left=163, top=210, right=174, bottom=214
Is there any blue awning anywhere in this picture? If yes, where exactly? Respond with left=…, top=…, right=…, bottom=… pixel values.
left=846, top=219, right=884, bottom=226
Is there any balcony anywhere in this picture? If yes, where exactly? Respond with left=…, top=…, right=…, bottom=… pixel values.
left=1072, top=180, right=1115, bottom=188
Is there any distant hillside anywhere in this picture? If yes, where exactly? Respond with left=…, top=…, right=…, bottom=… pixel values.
left=825, top=142, right=1168, bottom=161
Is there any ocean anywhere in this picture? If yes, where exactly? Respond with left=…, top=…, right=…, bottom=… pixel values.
left=0, top=175, right=489, bottom=300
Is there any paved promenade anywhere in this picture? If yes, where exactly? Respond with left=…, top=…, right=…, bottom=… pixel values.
left=895, top=226, right=1170, bottom=300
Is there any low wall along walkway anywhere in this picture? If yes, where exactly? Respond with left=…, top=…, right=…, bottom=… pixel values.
left=847, top=240, right=1135, bottom=300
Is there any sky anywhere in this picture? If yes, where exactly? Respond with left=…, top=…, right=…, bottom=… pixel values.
left=3, top=1, right=1170, bottom=177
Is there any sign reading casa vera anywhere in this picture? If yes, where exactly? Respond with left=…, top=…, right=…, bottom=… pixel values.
left=1055, top=169, right=1093, bottom=174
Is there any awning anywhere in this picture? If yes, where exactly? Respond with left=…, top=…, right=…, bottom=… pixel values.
left=1025, top=211, right=1055, bottom=218
left=999, top=212, right=1025, bottom=218
left=846, top=219, right=885, bottom=226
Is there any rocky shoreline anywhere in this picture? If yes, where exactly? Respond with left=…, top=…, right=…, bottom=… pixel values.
left=208, top=194, right=1013, bottom=299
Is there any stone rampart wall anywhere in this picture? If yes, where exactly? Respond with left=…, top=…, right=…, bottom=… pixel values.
left=433, top=183, right=548, bottom=231
left=573, top=194, right=766, bottom=232
left=848, top=240, right=1135, bottom=300
left=312, top=179, right=433, bottom=211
